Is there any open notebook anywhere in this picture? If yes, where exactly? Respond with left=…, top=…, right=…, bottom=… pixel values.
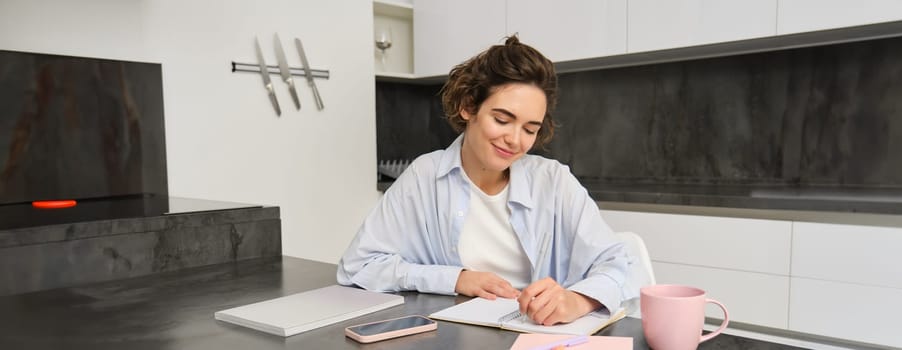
left=429, top=297, right=625, bottom=335
left=214, top=285, right=404, bottom=336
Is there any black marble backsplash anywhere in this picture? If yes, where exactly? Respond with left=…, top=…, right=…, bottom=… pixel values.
left=0, top=50, right=168, bottom=205
left=376, top=35, right=902, bottom=212
left=552, top=37, right=902, bottom=187
left=375, top=82, right=454, bottom=162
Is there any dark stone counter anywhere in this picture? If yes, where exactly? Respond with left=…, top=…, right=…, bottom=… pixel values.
left=584, top=182, right=902, bottom=215
left=0, top=196, right=281, bottom=296
left=0, top=256, right=812, bottom=350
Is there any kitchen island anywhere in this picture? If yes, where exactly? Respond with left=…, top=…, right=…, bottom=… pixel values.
left=0, top=256, right=814, bottom=350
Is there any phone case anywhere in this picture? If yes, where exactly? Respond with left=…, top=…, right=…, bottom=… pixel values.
left=345, top=315, right=437, bottom=343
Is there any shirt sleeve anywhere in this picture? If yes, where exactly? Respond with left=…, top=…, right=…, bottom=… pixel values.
left=556, top=169, right=635, bottom=312
left=336, top=160, right=463, bottom=295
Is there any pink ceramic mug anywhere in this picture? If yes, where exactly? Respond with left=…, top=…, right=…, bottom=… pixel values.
left=640, top=285, right=729, bottom=350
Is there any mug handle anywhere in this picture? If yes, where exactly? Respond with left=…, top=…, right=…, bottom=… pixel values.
left=699, top=298, right=730, bottom=343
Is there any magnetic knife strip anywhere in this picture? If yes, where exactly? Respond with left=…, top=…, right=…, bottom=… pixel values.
left=231, top=61, right=330, bottom=79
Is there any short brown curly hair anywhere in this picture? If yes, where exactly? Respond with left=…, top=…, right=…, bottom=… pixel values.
left=440, top=35, right=558, bottom=147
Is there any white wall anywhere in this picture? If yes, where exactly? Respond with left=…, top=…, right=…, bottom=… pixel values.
left=0, top=0, right=381, bottom=264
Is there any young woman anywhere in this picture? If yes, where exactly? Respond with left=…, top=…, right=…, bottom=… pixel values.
left=338, top=36, right=634, bottom=326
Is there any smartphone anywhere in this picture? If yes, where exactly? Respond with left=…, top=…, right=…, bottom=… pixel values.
left=345, top=315, right=437, bottom=343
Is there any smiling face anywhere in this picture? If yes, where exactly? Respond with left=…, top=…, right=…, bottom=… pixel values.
left=459, top=83, right=547, bottom=187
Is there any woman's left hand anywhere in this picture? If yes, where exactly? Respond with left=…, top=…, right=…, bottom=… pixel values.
left=516, top=277, right=601, bottom=326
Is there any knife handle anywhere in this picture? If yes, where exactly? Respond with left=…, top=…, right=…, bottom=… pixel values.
left=288, top=84, right=301, bottom=110
left=311, top=85, right=324, bottom=110
left=266, top=87, right=282, bottom=116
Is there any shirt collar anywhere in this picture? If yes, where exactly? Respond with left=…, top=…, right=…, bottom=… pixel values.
left=436, top=134, right=464, bottom=179
left=508, top=156, right=535, bottom=209
left=438, top=133, right=535, bottom=209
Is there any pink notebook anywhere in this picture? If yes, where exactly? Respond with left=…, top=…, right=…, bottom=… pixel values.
left=509, top=334, right=632, bottom=350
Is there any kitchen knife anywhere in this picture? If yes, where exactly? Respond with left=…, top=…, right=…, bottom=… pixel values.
left=294, top=38, right=324, bottom=110
left=254, top=36, right=281, bottom=116
left=273, top=33, right=301, bottom=110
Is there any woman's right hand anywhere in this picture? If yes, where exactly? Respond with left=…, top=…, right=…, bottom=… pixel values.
left=454, top=270, right=520, bottom=299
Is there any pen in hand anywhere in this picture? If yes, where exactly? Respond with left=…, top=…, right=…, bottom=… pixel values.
left=527, top=335, right=589, bottom=350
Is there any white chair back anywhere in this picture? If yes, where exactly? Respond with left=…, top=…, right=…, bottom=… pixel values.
left=616, top=231, right=656, bottom=318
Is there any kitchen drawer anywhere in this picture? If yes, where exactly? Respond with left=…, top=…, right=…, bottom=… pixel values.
left=601, top=210, right=791, bottom=274
left=789, top=277, right=902, bottom=348
left=792, top=222, right=902, bottom=288
left=653, top=262, right=789, bottom=329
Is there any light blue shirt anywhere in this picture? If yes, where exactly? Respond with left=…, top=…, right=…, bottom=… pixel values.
left=337, top=134, right=635, bottom=311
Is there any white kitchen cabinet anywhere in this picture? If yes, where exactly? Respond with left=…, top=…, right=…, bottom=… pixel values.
left=789, top=221, right=902, bottom=348
left=374, top=0, right=414, bottom=77
left=627, top=0, right=778, bottom=53
left=600, top=210, right=792, bottom=274
left=600, top=209, right=791, bottom=328
left=655, top=262, right=790, bottom=329
left=413, top=0, right=506, bottom=77
left=601, top=207, right=902, bottom=348
left=778, top=0, right=902, bottom=34
left=792, top=222, right=902, bottom=289
left=506, top=0, right=627, bottom=63
left=790, top=277, right=902, bottom=348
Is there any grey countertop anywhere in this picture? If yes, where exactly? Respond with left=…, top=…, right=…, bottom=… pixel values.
left=0, top=256, right=807, bottom=350
left=585, top=182, right=902, bottom=215
left=379, top=180, right=902, bottom=216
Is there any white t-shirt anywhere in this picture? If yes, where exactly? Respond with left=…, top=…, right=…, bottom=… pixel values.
left=457, top=177, right=532, bottom=289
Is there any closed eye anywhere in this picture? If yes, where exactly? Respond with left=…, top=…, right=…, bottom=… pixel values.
left=490, top=108, right=542, bottom=134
